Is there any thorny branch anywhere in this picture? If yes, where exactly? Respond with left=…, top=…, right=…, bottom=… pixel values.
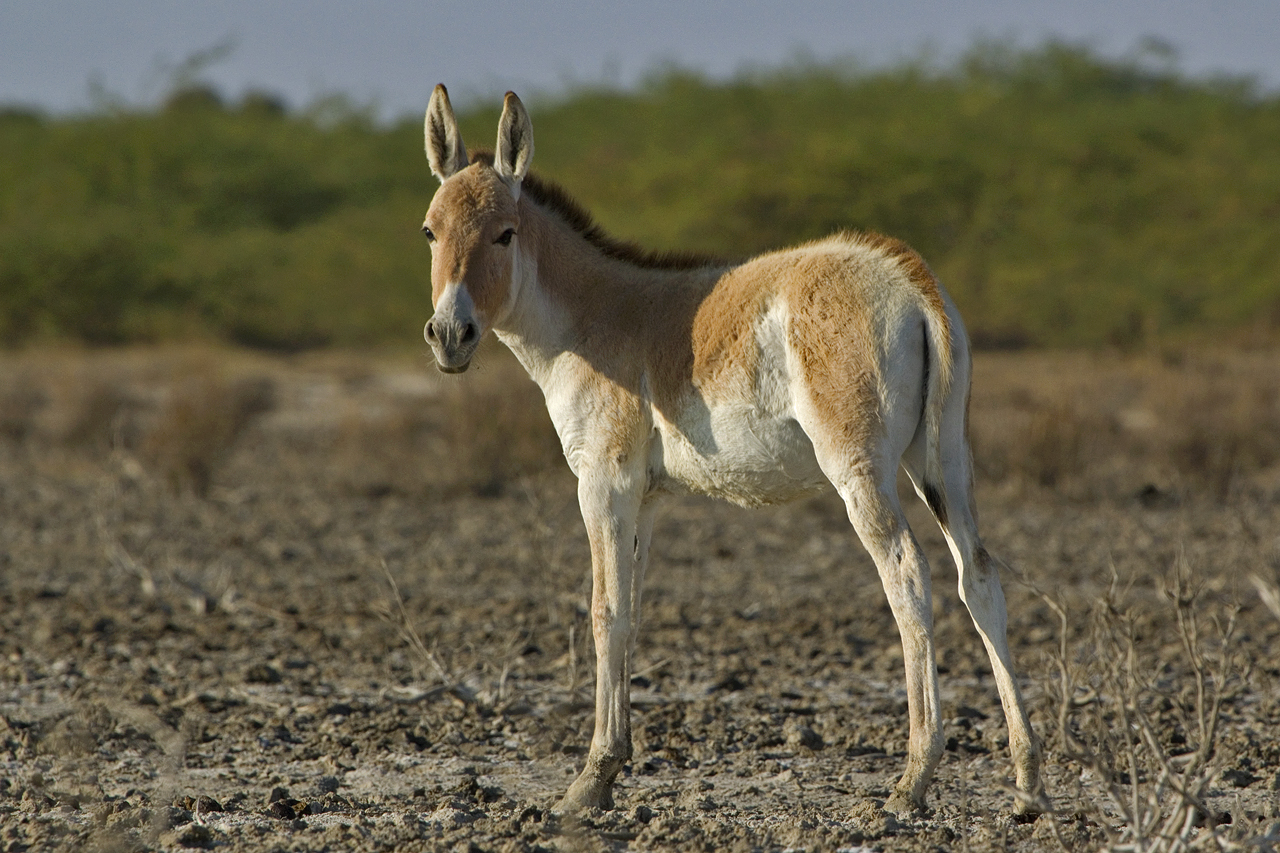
left=1024, top=559, right=1249, bottom=853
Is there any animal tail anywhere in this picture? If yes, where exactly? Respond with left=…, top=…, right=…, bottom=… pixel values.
left=919, top=289, right=954, bottom=528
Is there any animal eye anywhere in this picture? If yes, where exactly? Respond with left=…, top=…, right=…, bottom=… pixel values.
left=422, top=226, right=436, bottom=242
left=495, top=229, right=515, bottom=246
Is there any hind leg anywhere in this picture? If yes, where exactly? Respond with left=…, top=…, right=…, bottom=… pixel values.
left=940, top=489, right=1041, bottom=810
left=954, top=537, right=1041, bottom=812
left=903, top=426, right=1042, bottom=811
left=832, top=467, right=945, bottom=815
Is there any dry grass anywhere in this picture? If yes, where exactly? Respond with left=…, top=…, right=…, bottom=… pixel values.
left=142, top=369, right=276, bottom=496
left=2, top=345, right=1277, bottom=504
left=1029, top=560, right=1258, bottom=851
left=0, top=341, right=563, bottom=500
left=326, top=341, right=562, bottom=498
left=0, top=348, right=275, bottom=475
left=969, top=349, right=1280, bottom=501
left=435, top=360, right=563, bottom=496
left=0, top=370, right=45, bottom=442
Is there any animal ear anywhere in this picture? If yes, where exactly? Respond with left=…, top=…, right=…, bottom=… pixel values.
left=425, top=84, right=468, bottom=181
left=495, top=91, right=533, bottom=193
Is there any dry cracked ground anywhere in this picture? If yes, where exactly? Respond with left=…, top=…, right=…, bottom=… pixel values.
left=2, top=345, right=1280, bottom=852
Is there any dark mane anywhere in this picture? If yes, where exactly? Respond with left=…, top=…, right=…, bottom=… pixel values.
left=470, top=150, right=726, bottom=271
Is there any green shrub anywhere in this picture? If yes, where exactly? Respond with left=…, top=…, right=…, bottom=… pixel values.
left=2, top=42, right=1278, bottom=349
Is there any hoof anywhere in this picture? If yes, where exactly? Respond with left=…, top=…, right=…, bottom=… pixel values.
left=883, top=790, right=924, bottom=819
left=1012, top=790, right=1048, bottom=821
left=554, top=776, right=615, bottom=815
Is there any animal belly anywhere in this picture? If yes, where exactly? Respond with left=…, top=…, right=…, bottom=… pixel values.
left=654, top=408, right=828, bottom=507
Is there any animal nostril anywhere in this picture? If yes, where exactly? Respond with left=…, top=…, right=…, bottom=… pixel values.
left=461, top=323, right=478, bottom=344
left=425, top=321, right=437, bottom=341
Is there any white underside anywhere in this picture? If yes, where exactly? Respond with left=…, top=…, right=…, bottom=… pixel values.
left=649, top=299, right=827, bottom=507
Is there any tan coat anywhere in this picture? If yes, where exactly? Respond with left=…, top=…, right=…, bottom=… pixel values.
left=420, top=86, right=1041, bottom=817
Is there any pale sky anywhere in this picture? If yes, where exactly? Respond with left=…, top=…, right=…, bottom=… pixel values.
left=3, top=1, right=1278, bottom=118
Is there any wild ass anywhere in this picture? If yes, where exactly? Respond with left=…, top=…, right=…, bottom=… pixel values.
left=419, top=85, right=1041, bottom=817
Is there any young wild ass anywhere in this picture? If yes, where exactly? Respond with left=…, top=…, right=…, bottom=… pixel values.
left=419, top=85, right=1041, bottom=817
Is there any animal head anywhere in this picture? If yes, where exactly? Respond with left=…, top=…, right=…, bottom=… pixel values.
left=421, top=85, right=533, bottom=373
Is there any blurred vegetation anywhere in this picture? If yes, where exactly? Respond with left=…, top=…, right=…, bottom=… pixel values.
left=2, top=41, right=1279, bottom=350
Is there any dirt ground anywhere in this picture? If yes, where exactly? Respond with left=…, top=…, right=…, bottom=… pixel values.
left=2, top=345, right=1279, bottom=852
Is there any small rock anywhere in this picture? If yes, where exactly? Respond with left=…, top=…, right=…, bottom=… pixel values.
left=847, top=800, right=901, bottom=838
left=784, top=718, right=825, bottom=751
left=712, top=673, right=748, bottom=692
left=267, top=798, right=308, bottom=820
left=1136, top=483, right=1179, bottom=508
left=243, top=663, right=281, bottom=684
left=21, top=789, right=56, bottom=812
left=316, top=776, right=340, bottom=794
left=166, top=806, right=193, bottom=826
left=633, top=804, right=653, bottom=824
left=267, top=800, right=294, bottom=820
left=676, top=786, right=716, bottom=811
left=453, top=775, right=503, bottom=803
left=311, top=791, right=353, bottom=814
left=163, top=823, right=215, bottom=849
left=429, top=800, right=482, bottom=830
left=174, top=794, right=223, bottom=813
left=107, top=805, right=152, bottom=829
left=1222, top=768, right=1259, bottom=788
left=1194, top=808, right=1232, bottom=827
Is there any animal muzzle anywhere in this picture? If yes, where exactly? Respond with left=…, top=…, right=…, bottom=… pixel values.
left=424, top=315, right=480, bottom=373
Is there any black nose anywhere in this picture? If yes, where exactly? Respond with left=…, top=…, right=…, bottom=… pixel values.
left=461, top=322, right=478, bottom=344
left=425, top=320, right=438, bottom=341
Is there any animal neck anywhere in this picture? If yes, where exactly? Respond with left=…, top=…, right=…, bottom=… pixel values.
left=493, top=195, right=726, bottom=388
